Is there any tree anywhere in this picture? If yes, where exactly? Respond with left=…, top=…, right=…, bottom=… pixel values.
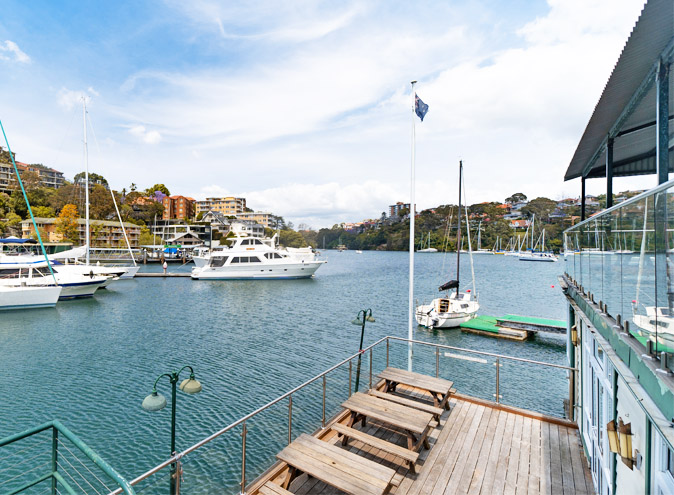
left=74, top=172, right=108, bottom=187
left=89, top=184, right=115, bottom=220
left=55, top=204, right=80, bottom=244
left=145, top=184, right=170, bottom=196
left=139, top=227, right=162, bottom=246
left=505, top=193, right=527, bottom=204
left=32, top=205, right=55, bottom=218
left=0, top=192, right=10, bottom=217
left=520, top=197, right=557, bottom=222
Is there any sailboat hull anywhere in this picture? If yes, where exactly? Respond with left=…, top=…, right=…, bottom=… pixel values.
left=415, top=296, right=480, bottom=329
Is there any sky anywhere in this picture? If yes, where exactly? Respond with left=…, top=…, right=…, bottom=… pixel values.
left=0, top=0, right=650, bottom=228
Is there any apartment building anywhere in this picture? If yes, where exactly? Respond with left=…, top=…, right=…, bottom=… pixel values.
left=21, top=218, right=141, bottom=248
left=162, top=195, right=196, bottom=220
left=0, top=161, right=65, bottom=193
left=388, top=202, right=411, bottom=218
left=195, top=196, right=246, bottom=216
left=235, top=211, right=271, bottom=229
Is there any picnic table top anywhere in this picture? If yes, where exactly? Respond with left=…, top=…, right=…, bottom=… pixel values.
left=342, top=392, right=434, bottom=434
left=276, top=433, right=396, bottom=495
left=378, top=367, right=454, bottom=395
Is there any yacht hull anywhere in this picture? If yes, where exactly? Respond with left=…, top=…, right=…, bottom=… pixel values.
left=0, top=285, right=62, bottom=310
left=192, top=261, right=326, bottom=280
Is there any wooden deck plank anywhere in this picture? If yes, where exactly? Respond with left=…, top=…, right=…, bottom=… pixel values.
left=490, top=409, right=517, bottom=495
left=431, top=403, right=486, bottom=494
left=566, top=428, right=590, bottom=495
left=452, top=406, right=496, bottom=494
left=539, top=421, right=552, bottom=495
left=402, top=400, right=476, bottom=495
left=472, top=407, right=509, bottom=495
left=527, top=417, right=541, bottom=495
left=503, top=412, right=524, bottom=495
left=558, top=427, right=576, bottom=495
left=515, top=416, right=532, bottom=495
left=466, top=409, right=505, bottom=495
left=548, top=424, right=564, bottom=494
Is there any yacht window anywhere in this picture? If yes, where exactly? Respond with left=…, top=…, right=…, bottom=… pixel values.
left=274, top=253, right=283, bottom=259
left=253, top=239, right=263, bottom=245
left=231, top=257, right=241, bottom=263
left=0, top=268, right=21, bottom=278
left=209, top=256, right=228, bottom=267
left=241, top=239, right=250, bottom=245
left=248, top=257, right=261, bottom=263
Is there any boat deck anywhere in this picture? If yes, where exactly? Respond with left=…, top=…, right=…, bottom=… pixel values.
left=253, top=385, right=592, bottom=495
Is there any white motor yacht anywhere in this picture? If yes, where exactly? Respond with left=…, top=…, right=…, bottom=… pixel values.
left=191, top=235, right=326, bottom=280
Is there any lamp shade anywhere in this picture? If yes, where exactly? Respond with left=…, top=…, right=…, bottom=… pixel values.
left=351, top=318, right=362, bottom=326
left=366, top=315, right=375, bottom=322
left=142, top=391, right=167, bottom=411
left=180, top=377, right=202, bottom=394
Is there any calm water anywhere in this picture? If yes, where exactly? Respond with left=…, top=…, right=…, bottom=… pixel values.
left=0, top=251, right=568, bottom=493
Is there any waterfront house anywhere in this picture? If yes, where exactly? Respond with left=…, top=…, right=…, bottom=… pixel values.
left=562, top=1, right=674, bottom=493
left=21, top=217, right=141, bottom=248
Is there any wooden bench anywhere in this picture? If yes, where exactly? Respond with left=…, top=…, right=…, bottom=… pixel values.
left=259, top=482, right=294, bottom=495
left=276, top=433, right=396, bottom=495
left=331, top=423, right=420, bottom=473
left=368, top=389, right=444, bottom=421
left=378, top=367, right=454, bottom=410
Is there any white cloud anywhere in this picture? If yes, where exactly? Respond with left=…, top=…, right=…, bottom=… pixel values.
left=57, top=87, right=99, bottom=110
left=0, top=40, right=30, bottom=63
left=127, top=125, right=162, bottom=144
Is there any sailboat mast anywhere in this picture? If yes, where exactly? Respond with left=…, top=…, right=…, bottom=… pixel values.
left=82, top=98, right=90, bottom=265
left=456, top=160, right=462, bottom=295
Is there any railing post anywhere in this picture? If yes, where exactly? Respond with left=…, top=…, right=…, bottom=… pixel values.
left=495, top=357, right=501, bottom=403
left=51, top=426, right=58, bottom=495
left=435, top=345, right=439, bottom=378
left=322, top=375, right=326, bottom=428
left=386, top=338, right=389, bottom=368
left=568, top=368, right=575, bottom=421
left=348, top=360, right=353, bottom=397
left=240, top=422, right=247, bottom=495
left=288, top=395, right=293, bottom=445
left=174, top=457, right=182, bottom=495
left=369, top=348, right=373, bottom=390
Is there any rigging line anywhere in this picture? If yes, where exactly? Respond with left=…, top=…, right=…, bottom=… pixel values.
left=86, top=113, right=137, bottom=266
left=0, top=119, right=58, bottom=284
left=462, top=167, right=477, bottom=298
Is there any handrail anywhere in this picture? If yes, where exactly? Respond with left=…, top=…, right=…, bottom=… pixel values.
left=0, top=420, right=135, bottom=495
left=110, top=335, right=574, bottom=494
left=565, top=176, right=674, bottom=233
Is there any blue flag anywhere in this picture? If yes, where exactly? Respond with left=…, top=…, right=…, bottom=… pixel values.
left=415, top=94, right=428, bottom=121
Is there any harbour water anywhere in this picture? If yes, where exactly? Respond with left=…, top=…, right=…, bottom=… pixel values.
left=0, top=251, right=568, bottom=493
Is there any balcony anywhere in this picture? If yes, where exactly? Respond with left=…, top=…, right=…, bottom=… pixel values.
left=564, top=180, right=674, bottom=355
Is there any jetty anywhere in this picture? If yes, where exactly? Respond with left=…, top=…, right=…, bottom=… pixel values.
left=460, top=314, right=566, bottom=341
left=135, top=272, right=191, bottom=278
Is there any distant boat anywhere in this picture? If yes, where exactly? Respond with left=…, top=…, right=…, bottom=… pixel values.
left=417, top=232, right=438, bottom=253
left=336, top=244, right=347, bottom=251
left=415, top=161, right=479, bottom=329
left=355, top=250, right=363, bottom=254
left=518, top=218, right=558, bottom=262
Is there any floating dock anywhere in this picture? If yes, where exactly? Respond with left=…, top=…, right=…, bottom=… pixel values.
left=135, top=273, right=191, bottom=278
left=460, top=314, right=566, bottom=340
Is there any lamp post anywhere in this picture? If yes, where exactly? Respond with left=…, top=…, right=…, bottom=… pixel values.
left=142, top=366, right=202, bottom=495
left=351, top=309, right=375, bottom=393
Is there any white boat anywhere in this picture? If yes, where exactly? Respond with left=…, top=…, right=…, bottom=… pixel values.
left=415, top=161, right=480, bottom=329
left=191, top=235, right=327, bottom=280
left=417, top=232, right=438, bottom=253
left=0, top=263, right=109, bottom=299
left=632, top=307, right=674, bottom=347
left=518, top=226, right=558, bottom=262
left=355, top=250, right=363, bottom=254
left=193, top=235, right=319, bottom=268
left=0, top=285, right=62, bottom=310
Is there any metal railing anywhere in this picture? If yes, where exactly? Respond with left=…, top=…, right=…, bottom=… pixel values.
left=0, top=420, right=134, bottom=495
left=107, top=335, right=575, bottom=495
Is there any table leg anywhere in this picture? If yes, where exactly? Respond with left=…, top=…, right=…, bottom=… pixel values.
left=342, top=412, right=358, bottom=446
left=282, top=466, right=297, bottom=489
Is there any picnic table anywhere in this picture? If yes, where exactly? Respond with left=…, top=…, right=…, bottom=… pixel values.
left=341, top=392, right=434, bottom=452
left=276, top=433, right=396, bottom=495
left=378, top=367, right=454, bottom=410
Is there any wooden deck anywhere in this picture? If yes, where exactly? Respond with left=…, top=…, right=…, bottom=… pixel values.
left=252, top=385, right=593, bottom=495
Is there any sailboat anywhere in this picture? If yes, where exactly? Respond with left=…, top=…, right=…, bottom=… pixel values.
left=518, top=214, right=558, bottom=262
left=474, top=221, right=494, bottom=254
left=417, top=232, right=438, bottom=253
left=415, top=161, right=480, bottom=329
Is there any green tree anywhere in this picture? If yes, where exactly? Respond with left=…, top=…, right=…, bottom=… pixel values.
left=74, top=172, right=108, bottom=187
left=90, top=184, right=115, bottom=220
left=520, top=197, right=557, bottom=222
left=145, top=184, right=170, bottom=196
left=55, top=204, right=80, bottom=244
left=139, top=227, right=162, bottom=245
left=505, top=193, right=527, bottom=204
left=32, top=205, right=55, bottom=218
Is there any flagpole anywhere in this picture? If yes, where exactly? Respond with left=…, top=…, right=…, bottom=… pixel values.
left=408, top=80, right=416, bottom=372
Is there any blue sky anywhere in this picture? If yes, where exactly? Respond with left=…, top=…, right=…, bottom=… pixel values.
left=0, top=0, right=647, bottom=228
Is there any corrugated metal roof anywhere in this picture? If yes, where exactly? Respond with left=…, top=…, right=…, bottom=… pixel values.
left=564, top=0, right=674, bottom=181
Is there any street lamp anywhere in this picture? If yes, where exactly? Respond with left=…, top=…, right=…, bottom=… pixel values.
left=351, top=309, right=375, bottom=393
left=142, top=366, right=203, bottom=495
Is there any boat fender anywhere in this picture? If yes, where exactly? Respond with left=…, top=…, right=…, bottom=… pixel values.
left=90, top=270, right=94, bottom=279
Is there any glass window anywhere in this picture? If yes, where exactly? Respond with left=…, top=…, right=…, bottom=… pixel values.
left=241, top=239, right=250, bottom=245
left=668, top=446, right=674, bottom=477
left=209, top=256, right=228, bottom=267
left=231, top=257, right=240, bottom=263
left=249, top=257, right=261, bottom=263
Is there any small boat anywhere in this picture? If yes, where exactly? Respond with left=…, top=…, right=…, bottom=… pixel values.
left=417, top=232, right=438, bottom=253
left=191, top=234, right=326, bottom=280
left=415, top=161, right=480, bottom=329
left=355, top=250, right=363, bottom=254
left=0, top=285, right=62, bottom=310
left=0, top=262, right=110, bottom=299
left=518, top=226, right=558, bottom=262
